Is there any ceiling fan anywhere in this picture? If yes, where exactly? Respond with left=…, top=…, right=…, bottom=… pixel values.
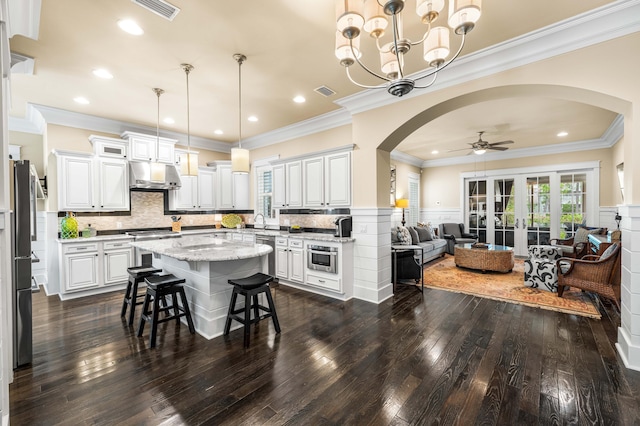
left=449, top=131, right=514, bottom=155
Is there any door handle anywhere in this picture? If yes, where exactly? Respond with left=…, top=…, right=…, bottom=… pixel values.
left=514, top=218, right=519, bottom=229
left=522, top=218, right=528, bottom=229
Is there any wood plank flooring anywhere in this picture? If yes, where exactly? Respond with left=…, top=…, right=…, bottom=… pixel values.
left=9, top=280, right=640, bottom=425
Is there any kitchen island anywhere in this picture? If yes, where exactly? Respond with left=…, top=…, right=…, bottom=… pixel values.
left=130, top=235, right=272, bottom=339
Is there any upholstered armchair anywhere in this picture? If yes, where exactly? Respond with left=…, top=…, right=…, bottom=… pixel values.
left=557, top=242, right=621, bottom=308
left=438, top=223, right=478, bottom=255
left=550, top=226, right=606, bottom=259
left=524, top=245, right=562, bottom=292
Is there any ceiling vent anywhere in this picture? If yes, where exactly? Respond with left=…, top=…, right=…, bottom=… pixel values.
left=131, top=0, right=180, bottom=21
left=314, top=85, right=336, bottom=97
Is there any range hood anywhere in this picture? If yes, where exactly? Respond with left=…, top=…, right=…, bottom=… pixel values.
left=129, top=161, right=182, bottom=190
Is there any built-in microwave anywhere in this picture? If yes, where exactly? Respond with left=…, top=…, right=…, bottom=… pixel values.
left=307, top=245, right=338, bottom=274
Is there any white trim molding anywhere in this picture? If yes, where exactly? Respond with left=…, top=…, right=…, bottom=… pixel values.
left=616, top=204, right=640, bottom=372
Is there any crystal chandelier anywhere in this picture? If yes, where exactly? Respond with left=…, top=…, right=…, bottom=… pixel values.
left=335, top=0, right=482, bottom=97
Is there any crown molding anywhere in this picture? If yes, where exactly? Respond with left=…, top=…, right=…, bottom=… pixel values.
left=335, top=0, right=640, bottom=115
left=6, top=0, right=41, bottom=39
left=8, top=103, right=45, bottom=134
left=27, top=103, right=232, bottom=153
left=390, top=150, right=423, bottom=168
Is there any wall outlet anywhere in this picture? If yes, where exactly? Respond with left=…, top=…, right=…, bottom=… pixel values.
left=359, top=224, right=367, bottom=233
left=436, top=200, right=441, bottom=206
left=116, top=222, right=122, bottom=229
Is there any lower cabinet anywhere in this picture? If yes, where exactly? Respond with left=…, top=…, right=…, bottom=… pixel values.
left=275, top=237, right=304, bottom=283
left=59, top=238, right=133, bottom=297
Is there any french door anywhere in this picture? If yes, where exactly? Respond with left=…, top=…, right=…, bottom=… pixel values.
left=464, top=167, right=596, bottom=257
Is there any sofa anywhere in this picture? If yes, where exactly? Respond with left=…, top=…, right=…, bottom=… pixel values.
left=392, top=225, right=447, bottom=280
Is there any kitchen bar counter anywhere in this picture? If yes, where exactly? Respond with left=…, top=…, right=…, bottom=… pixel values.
left=130, top=234, right=272, bottom=340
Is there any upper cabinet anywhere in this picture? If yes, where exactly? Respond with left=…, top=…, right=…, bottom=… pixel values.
left=208, top=162, right=250, bottom=210
left=121, top=131, right=176, bottom=164
left=89, top=135, right=128, bottom=159
left=272, top=146, right=352, bottom=209
left=56, top=151, right=129, bottom=212
left=169, top=167, right=216, bottom=211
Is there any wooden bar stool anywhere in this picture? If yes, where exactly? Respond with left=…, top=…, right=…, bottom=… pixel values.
left=137, top=274, right=196, bottom=348
left=121, top=266, right=162, bottom=325
left=224, top=272, right=281, bottom=347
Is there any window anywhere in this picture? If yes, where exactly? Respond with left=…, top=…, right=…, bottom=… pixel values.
left=408, top=173, right=420, bottom=226
left=255, top=165, right=275, bottom=219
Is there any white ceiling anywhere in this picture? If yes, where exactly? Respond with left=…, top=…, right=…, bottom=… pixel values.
left=8, top=0, right=621, bottom=161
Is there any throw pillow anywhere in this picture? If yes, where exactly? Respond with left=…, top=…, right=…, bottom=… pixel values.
left=416, top=226, right=432, bottom=241
left=600, top=243, right=618, bottom=260
left=574, top=227, right=601, bottom=244
left=408, top=227, right=420, bottom=245
left=397, top=226, right=411, bottom=245
left=391, top=228, right=400, bottom=243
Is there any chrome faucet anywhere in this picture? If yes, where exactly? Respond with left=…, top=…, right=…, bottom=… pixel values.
left=254, top=213, right=265, bottom=228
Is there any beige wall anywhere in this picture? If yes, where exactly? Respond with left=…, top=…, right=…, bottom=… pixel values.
left=391, top=160, right=421, bottom=203
left=611, top=136, right=625, bottom=206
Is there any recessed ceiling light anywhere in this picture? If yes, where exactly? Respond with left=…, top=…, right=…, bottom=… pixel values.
left=293, top=95, right=306, bottom=103
left=248, top=116, right=258, bottom=122
left=92, top=68, right=113, bottom=79
left=74, top=96, right=90, bottom=105
left=214, top=129, right=223, bottom=135
left=557, top=131, right=568, bottom=137
left=431, top=150, right=439, bottom=154
left=117, top=19, right=144, bottom=35
left=163, top=117, right=175, bottom=124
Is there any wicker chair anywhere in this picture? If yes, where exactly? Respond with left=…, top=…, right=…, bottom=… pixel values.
left=550, top=226, right=607, bottom=259
left=556, top=242, right=620, bottom=308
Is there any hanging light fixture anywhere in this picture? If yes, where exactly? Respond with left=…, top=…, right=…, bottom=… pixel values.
left=231, top=53, right=250, bottom=174
left=335, top=0, right=482, bottom=97
left=180, top=63, right=198, bottom=176
left=150, top=88, right=167, bottom=182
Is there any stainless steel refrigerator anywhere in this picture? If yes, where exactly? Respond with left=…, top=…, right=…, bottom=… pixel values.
left=10, top=160, right=37, bottom=368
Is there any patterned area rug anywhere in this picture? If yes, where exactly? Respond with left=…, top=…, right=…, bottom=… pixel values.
left=423, top=255, right=601, bottom=319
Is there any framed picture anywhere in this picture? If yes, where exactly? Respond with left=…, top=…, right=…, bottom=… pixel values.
left=390, top=165, right=396, bottom=207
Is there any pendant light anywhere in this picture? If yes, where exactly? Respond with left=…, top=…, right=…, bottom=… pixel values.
left=150, top=88, right=166, bottom=182
left=180, top=63, right=198, bottom=176
left=231, top=53, right=250, bottom=174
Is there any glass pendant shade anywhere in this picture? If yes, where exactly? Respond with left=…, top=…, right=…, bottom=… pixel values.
left=335, top=31, right=361, bottom=66
left=380, top=47, right=401, bottom=78
left=448, top=0, right=482, bottom=34
left=474, top=149, right=486, bottom=155
left=336, top=0, right=364, bottom=38
left=150, top=162, right=166, bottom=182
left=363, top=0, right=388, bottom=37
left=416, top=0, right=445, bottom=22
left=231, top=148, right=250, bottom=174
left=424, top=26, right=450, bottom=66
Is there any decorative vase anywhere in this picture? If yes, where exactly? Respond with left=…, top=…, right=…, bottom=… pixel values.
left=60, top=212, right=79, bottom=239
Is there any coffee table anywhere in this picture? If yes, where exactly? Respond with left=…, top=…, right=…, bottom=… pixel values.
left=454, top=243, right=514, bottom=273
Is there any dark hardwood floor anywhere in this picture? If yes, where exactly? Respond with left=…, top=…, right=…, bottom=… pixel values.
left=9, top=278, right=640, bottom=425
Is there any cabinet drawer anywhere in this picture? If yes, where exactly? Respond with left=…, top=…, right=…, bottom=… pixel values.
left=231, top=233, right=244, bottom=242
left=242, top=234, right=255, bottom=243
left=289, top=239, right=303, bottom=249
left=275, top=237, right=288, bottom=247
left=306, top=273, right=341, bottom=292
left=63, top=243, right=99, bottom=254
left=103, top=240, right=132, bottom=250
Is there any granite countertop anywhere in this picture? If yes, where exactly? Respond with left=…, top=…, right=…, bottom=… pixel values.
left=129, top=235, right=273, bottom=262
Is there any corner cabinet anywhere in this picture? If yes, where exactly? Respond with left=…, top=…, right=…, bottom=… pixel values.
left=56, top=152, right=130, bottom=212
left=325, top=151, right=351, bottom=207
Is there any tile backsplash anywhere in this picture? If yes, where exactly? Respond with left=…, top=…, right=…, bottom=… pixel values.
left=68, top=191, right=341, bottom=232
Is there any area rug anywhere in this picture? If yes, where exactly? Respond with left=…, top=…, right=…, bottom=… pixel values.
left=423, top=256, right=601, bottom=319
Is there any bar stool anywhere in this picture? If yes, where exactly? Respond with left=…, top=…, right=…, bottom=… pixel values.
left=137, top=274, right=195, bottom=348
left=224, top=272, right=281, bottom=347
left=121, top=266, right=162, bottom=325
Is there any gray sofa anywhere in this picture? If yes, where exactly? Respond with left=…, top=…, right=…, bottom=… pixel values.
left=392, top=225, right=447, bottom=280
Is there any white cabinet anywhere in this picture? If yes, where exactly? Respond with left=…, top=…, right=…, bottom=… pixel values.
left=325, top=151, right=351, bottom=207
left=57, top=153, right=95, bottom=211
left=97, top=158, right=129, bottom=210
left=60, top=242, right=100, bottom=292
left=286, top=161, right=303, bottom=208
left=288, top=239, right=305, bottom=283
left=122, top=131, right=176, bottom=164
left=276, top=246, right=289, bottom=279
left=210, top=162, right=250, bottom=210
left=198, top=167, right=216, bottom=209
left=89, top=135, right=128, bottom=159
left=103, top=241, right=133, bottom=285
left=303, top=157, right=324, bottom=207
left=57, top=153, right=129, bottom=212
left=171, top=175, right=198, bottom=210
left=273, top=164, right=286, bottom=208
left=59, top=238, right=134, bottom=297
